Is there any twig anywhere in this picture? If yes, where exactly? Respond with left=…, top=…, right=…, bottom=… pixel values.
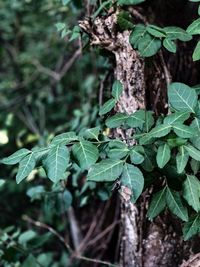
left=23, top=215, right=118, bottom=267
left=76, top=255, right=119, bottom=267
left=87, top=220, right=120, bottom=247
left=22, top=215, right=73, bottom=253
left=32, top=47, right=81, bottom=82
left=159, top=51, right=171, bottom=86
left=67, top=207, right=82, bottom=251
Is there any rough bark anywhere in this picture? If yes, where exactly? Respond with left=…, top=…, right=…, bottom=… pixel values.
left=79, top=6, right=200, bottom=267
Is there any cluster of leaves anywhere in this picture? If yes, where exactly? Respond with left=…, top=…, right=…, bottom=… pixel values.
left=187, top=0, right=200, bottom=60
left=117, top=12, right=192, bottom=57
left=0, top=225, right=69, bottom=266
left=3, top=80, right=200, bottom=240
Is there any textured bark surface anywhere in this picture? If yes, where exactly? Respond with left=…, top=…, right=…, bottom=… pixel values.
left=80, top=11, right=145, bottom=267
left=79, top=7, right=200, bottom=267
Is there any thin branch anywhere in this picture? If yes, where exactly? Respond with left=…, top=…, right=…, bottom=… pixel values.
left=23, top=215, right=118, bottom=267
left=22, top=215, right=73, bottom=253
left=86, top=220, right=120, bottom=247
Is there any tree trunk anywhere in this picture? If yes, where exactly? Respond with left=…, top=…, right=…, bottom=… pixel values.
left=79, top=4, right=200, bottom=266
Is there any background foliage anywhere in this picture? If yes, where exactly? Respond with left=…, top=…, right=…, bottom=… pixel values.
left=1, top=0, right=200, bottom=266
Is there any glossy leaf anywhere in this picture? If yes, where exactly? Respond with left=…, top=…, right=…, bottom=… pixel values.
left=183, top=175, right=200, bottom=212
left=82, top=127, right=100, bottom=141
left=147, top=187, right=166, bottom=220
left=176, top=146, right=189, bottom=173
left=126, top=110, right=145, bottom=128
left=87, top=159, right=124, bottom=182
left=187, top=18, right=200, bottom=35
left=16, top=153, right=36, bottom=184
left=99, top=98, right=116, bottom=116
left=146, top=24, right=166, bottom=37
left=163, top=38, right=176, bottom=53
left=51, top=132, right=78, bottom=146
left=138, top=34, right=161, bottom=57
left=149, top=124, right=172, bottom=138
left=44, top=145, right=69, bottom=183
left=172, top=124, right=196, bottom=138
left=193, top=41, right=200, bottom=61
left=129, top=24, right=146, bottom=48
left=106, top=113, right=128, bottom=128
left=183, top=215, right=200, bottom=241
left=112, top=80, right=123, bottom=101
left=164, top=111, right=190, bottom=125
left=168, top=83, right=197, bottom=113
left=2, top=148, right=31, bottom=165
left=184, top=145, right=200, bottom=161
left=166, top=187, right=188, bottom=221
left=72, top=140, right=99, bottom=170
left=164, top=26, right=192, bottom=41
left=156, top=143, right=171, bottom=168
left=121, top=163, right=144, bottom=202
left=117, top=12, right=135, bottom=30
left=130, top=146, right=144, bottom=164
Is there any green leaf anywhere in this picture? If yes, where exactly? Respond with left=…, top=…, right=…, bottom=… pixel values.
left=163, top=38, right=177, bottom=53
left=69, top=26, right=80, bottom=42
left=147, top=188, right=166, bottom=220
left=138, top=34, right=161, bottom=57
left=183, top=175, right=200, bottom=212
left=167, top=137, right=187, bottom=148
left=19, top=230, right=37, bottom=245
left=183, top=215, right=200, bottom=241
left=187, top=18, right=200, bottom=35
left=164, top=26, right=192, bottom=41
left=1, top=148, right=31, bottom=165
left=141, top=148, right=155, bottom=172
left=117, top=12, right=135, bottom=30
left=117, top=0, right=145, bottom=5
left=44, top=145, right=69, bottom=183
left=189, top=0, right=200, bottom=2
left=126, top=110, right=146, bottom=128
left=190, top=118, right=200, bottom=149
left=0, top=179, right=5, bottom=187
left=55, top=22, right=65, bottom=31
left=72, top=140, right=99, bottom=170
left=156, top=143, right=171, bottom=168
left=190, top=159, right=200, bottom=174
left=166, top=187, right=188, bottom=221
left=129, top=24, right=146, bottom=48
left=146, top=24, right=166, bottom=37
left=105, top=113, right=128, bottom=128
left=112, top=80, right=123, bottom=101
left=149, top=124, right=172, bottom=137
left=82, top=126, right=100, bottom=141
left=99, top=98, right=116, bottom=116
left=107, top=140, right=129, bottom=159
left=22, top=255, right=37, bottom=267
left=51, top=132, right=78, bottom=146
left=172, top=124, right=197, bottom=138
left=193, top=41, right=200, bottom=61
left=130, top=146, right=144, bottom=164
left=168, top=82, right=197, bottom=113
left=164, top=111, right=190, bottom=125
left=184, top=144, right=200, bottom=161
left=62, top=0, right=71, bottom=5
left=87, top=159, right=124, bottom=182
left=176, top=146, right=189, bottom=173
left=16, top=153, right=36, bottom=184
left=121, top=163, right=144, bottom=202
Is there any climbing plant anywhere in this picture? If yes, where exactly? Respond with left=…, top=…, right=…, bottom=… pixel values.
left=2, top=0, right=200, bottom=265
